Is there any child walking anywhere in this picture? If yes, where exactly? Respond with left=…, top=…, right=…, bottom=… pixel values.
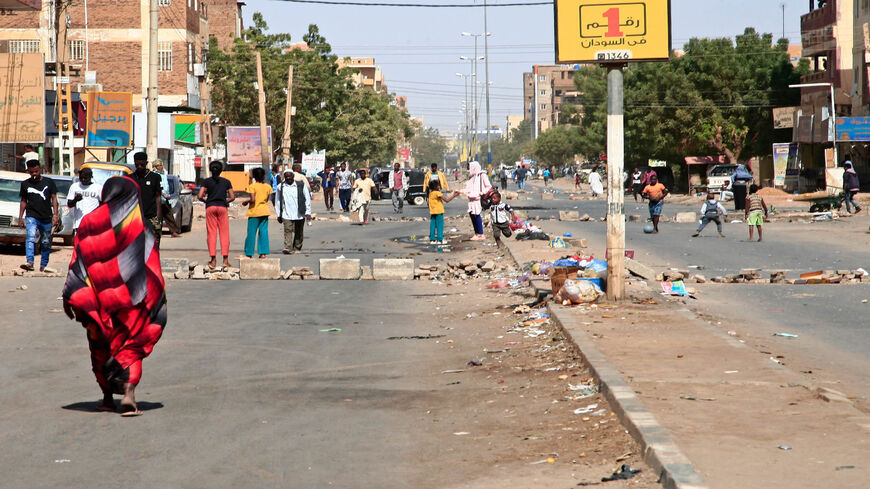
left=692, top=193, right=727, bottom=237
left=428, top=181, right=459, bottom=244
left=489, top=191, right=516, bottom=248
left=243, top=167, right=273, bottom=258
left=745, top=184, right=768, bottom=242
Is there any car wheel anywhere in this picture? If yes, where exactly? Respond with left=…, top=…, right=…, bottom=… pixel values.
left=413, top=195, right=425, bottom=206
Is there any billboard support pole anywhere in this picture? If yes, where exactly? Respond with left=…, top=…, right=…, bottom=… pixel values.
left=281, top=65, right=294, bottom=168
left=255, top=51, right=270, bottom=171
left=605, top=64, right=625, bottom=301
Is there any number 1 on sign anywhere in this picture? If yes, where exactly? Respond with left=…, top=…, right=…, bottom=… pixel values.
left=602, top=7, right=623, bottom=37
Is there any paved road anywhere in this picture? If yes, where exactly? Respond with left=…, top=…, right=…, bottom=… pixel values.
left=0, top=276, right=487, bottom=489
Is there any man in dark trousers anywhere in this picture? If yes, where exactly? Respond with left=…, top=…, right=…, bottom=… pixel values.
left=317, top=166, right=337, bottom=211
left=130, top=152, right=164, bottom=247
left=276, top=168, right=311, bottom=253
left=18, top=160, right=58, bottom=271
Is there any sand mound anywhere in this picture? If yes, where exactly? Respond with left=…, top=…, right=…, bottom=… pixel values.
left=757, top=187, right=789, bottom=196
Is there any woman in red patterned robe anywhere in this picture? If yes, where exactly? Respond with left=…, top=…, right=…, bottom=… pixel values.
left=63, top=175, right=167, bottom=416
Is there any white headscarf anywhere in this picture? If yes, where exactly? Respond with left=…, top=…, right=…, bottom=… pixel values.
left=464, top=161, right=492, bottom=214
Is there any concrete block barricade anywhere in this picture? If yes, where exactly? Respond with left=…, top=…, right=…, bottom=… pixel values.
left=160, top=258, right=189, bottom=275
left=559, top=210, right=580, bottom=221
left=320, top=258, right=362, bottom=280
left=239, top=258, right=282, bottom=280
left=674, top=212, right=697, bottom=223
left=372, top=258, right=414, bottom=280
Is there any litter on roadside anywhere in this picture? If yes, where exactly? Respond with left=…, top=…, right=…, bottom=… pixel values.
left=661, top=280, right=694, bottom=298
left=573, top=403, right=599, bottom=415
left=773, top=332, right=799, bottom=338
left=319, top=328, right=342, bottom=332
left=778, top=445, right=792, bottom=450
left=601, top=464, right=641, bottom=482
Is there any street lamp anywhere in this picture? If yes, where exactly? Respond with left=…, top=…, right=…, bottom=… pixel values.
left=790, top=82, right=837, bottom=166
left=456, top=72, right=471, bottom=163
left=463, top=30, right=493, bottom=166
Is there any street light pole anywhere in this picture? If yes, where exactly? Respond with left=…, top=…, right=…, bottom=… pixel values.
left=483, top=0, right=492, bottom=167
left=456, top=72, right=471, bottom=163
left=462, top=32, right=486, bottom=163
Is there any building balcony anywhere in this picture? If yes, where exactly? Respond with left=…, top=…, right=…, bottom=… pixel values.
left=801, top=25, right=834, bottom=57
left=801, top=70, right=833, bottom=85
left=801, top=0, right=836, bottom=32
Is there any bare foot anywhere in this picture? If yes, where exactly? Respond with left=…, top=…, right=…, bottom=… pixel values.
left=120, top=383, right=142, bottom=417
left=207, top=260, right=217, bottom=269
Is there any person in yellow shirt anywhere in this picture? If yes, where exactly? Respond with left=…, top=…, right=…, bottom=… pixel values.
left=427, top=180, right=459, bottom=244
left=243, top=167, right=273, bottom=258
left=424, top=163, right=449, bottom=198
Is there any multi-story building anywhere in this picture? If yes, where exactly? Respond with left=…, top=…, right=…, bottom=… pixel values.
left=208, top=0, right=245, bottom=51
left=337, top=57, right=387, bottom=93
left=505, top=115, right=523, bottom=141
left=0, top=0, right=209, bottom=111
left=523, top=64, right=580, bottom=137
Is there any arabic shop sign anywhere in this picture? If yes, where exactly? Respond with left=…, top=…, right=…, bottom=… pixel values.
left=555, top=0, right=671, bottom=63
left=86, top=91, right=133, bottom=148
left=835, top=117, right=870, bottom=142
left=227, top=126, right=272, bottom=164
left=0, top=52, right=45, bottom=143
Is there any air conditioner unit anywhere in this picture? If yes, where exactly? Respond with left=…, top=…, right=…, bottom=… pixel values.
left=193, top=63, right=205, bottom=77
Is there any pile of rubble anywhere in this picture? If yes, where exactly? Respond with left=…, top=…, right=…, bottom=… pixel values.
left=4, top=266, right=61, bottom=278
left=660, top=267, right=870, bottom=285
left=281, top=266, right=318, bottom=280
left=176, top=262, right=241, bottom=280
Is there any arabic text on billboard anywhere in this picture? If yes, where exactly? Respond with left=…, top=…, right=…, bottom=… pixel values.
left=86, top=92, right=133, bottom=148
left=301, top=151, right=326, bottom=175
left=227, top=126, right=272, bottom=164
left=836, top=117, right=870, bottom=142
left=772, top=107, right=797, bottom=129
left=0, top=52, right=45, bottom=143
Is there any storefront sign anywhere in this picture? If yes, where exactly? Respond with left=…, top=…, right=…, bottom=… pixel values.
left=772, top=142, right=798, bottom=187
left=0, top=52, right=45, bottom=143
left=86, top=91, right=133, bottom=148
left=836, top=116, right=870, bottom=141
left=227, top=126, right=272, bottom=164
left=772, top=107, right=797, bottom=129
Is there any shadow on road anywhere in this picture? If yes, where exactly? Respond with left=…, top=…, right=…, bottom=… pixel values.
left=61, top=400, right=164, bottom=413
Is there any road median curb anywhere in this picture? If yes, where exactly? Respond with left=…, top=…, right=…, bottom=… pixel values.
left=547, top=305, right=708, bottom=489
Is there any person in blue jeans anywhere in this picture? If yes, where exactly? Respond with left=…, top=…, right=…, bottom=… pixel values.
left=18, top=160, right=59, bottom=271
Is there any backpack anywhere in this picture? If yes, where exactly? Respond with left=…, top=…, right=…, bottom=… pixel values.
left=703, top=201, right=720, bottom=219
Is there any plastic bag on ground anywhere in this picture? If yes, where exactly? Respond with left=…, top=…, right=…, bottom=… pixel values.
left=557, top=279, right=603, bottom=304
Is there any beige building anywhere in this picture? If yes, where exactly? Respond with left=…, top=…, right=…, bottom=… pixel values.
left=504, top=115, right=523, bottom=141
left=337, top=57, right=387, bottom=92
left=523, top=64, right=580, bottom=137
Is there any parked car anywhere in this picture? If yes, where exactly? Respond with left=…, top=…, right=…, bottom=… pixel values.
left=80, top=161, right=134, bottom=185
left=373, top=170, right=391, bottom=200
left=166, top=175, right=194, bottom=233
left=46, top=174, right=76, bottom=245
left=371, top=168, right=427, bottom=205
left=706, top=164, right=739, bottom=192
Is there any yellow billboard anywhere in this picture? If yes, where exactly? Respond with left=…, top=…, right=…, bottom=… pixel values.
left=555, top=0, right=671, bottom=63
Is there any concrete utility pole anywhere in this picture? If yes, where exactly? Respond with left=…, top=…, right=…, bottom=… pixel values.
left=482, top=1, right=492, bottom=167
left=281, top=65, right=294, bottom=168
left=146, top=0, right=159, bottom=163
left=605, top=65, right=626, bottom=301
left=255, top=51, right=270, bottom=171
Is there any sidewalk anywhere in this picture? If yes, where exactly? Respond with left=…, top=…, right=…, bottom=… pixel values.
left=502, top=234, right=870, bottom=489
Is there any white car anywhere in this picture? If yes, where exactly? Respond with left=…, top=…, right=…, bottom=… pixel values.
left=0, top=171, right=75, bottom=245
left=706, top=164, right=739, bottom=193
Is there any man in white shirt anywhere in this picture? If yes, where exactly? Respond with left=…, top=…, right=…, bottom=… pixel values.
left=67, top=168, right=103, bottom=230
left=387, top=162, right=409, bottom=214
left=336, top=162, right=354, bottom=212
left=276, top=169, right=312, bottom=254
left=11, top=144, right=39, bottom=172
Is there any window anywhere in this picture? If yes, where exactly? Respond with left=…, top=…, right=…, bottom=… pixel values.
left=158, top=0, right=170, bottom=5
left=540, top=104, right=547, bottom=110
left=539, top=75, right=546, bottom=81
left=540, top=90, right=547, bottom=95
left=9, top=40, right=40, bottom=54
left=158, top=41, right=172, bottom=71
left=69, top=40, right=84, bottom=61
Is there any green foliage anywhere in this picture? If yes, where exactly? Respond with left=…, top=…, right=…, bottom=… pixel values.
left=412, top=126, right=448, bottom=166
left=207, top=17, right=410, bottom=166
left=491, top=119, right=533, bottom=165
left=532, top=126, right=578, bottom=167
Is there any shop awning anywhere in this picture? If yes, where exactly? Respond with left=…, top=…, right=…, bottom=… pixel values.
left=0, top=0, right=41, bottom=9
left=685, top=156, right=726, bottom=166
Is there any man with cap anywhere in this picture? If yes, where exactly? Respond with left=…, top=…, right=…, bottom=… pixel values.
left=276, top=168, right=311, bottom=253
left=130, top=152, right=164, bottom=247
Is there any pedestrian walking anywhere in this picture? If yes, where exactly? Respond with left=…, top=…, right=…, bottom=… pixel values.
left=62, top=175, right=167, bottom=417
left=692, top=193, right=727, bottom=238
left=427, top=180, right=459, bottom=244
left=388, top=162, right=409, bottom=214
left=498, top=167, right=507, bottom=190
left=336, top=162, right=354, bottom=212
left=153, top=159, right=180, bottom=238
left=17, top=160, right=59, bottom=271
left=488, top=191, right=516, bottom=248
left=462, top=161, right=492, bottom=241
left=631, top=168, right=643, bottom=201
left=843, top=158, right=862, bottom=214
left=67, top=167, right=103, bottom=231
left=130, top=152, right=163, bottom=248
left=198, top=161, right=235, bottom=270
left=516, top=166, right=528, bottom=190
left=276, top=169, right=312, bottom=253
left=424, top=163, right=450, bottom=198
left=454, top=168, right=460, bottom=181
left=745, top=184, right=768, bottom=242
left=642, top=174, right=668, bottom=233
left=242, top=167, right=273, bottom=258
left=351, top=169, right=376, bottom=224
left=317, top=166, right=337, bottom=211
left=10, top=144, right=39, bottom=172
left=588, top=167, right=604, bottom=197
left=731, top=164, right=753, bottom=211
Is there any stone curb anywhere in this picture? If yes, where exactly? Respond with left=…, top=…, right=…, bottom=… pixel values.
left=547, top=305, right=708, bottom=489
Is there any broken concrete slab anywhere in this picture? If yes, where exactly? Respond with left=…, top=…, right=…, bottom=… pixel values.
left=320, top=258, right=362, bottom=280
left=372, top=258, right=414, bottom=280
left=674, top=211, right=697, bottom=223
left=160, top=257, right=189, bottom=275
left=240, top=258, right=281, bottom=280
left=559, top=210, right=580, bottom=221
left=625, top=258, right=656, bottom=281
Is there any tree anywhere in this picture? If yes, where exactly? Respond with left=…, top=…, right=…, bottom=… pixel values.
left=533, top=126, right=579, bottom=167
left=412, top=127, right=448, bottom=167
left=491, top=119, right=533, bottom=165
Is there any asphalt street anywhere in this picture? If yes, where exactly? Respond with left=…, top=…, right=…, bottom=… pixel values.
left=0, top=278, right=491, bottom=489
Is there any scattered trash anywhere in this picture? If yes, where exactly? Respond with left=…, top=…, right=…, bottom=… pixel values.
left=549, top=236, right=568, bottom=248
left=680, top=394, right=696, bottom=400
left=319, top=328, right=342, bottom=332
left=601, top=464, right=642, bottom=482
left=770, top=357, right=783, bottom=364
left=836, top=465, right=856, bottom=471
left=573, top=403, right=599, bottom=415
left=661, top=280, right=692, bottom=297
left=724, top=370, right=739, bottom=374
left=441, top=369, right=465, bottom=374
left=467, top=359, right=483, bottom=367
left=556, top=279, right=603, bottom=304
left=778, top=445, right=792, bottom=451
left=773, top=332, right=799, bottom=338
left=563, top=232, right=573, bottom=237
left=486, top=279, right=511, bottom=289
left=466, top=312, right=480, bottom=319
left=727, top=330, right=737, bottom=336
left=812, top=212, right=833, bottom=221
left=387, top=334, right=446, bottom=340
left=453, top=432, right=470, bottom=436
left=568, top=381, right=599, bottom=399
left=54, top=459, right=71, bottom=464
left=614, top=452, right=632, bottom=462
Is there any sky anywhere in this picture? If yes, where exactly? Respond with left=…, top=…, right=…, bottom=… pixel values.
left=242, top=0, right=808, bottom=134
